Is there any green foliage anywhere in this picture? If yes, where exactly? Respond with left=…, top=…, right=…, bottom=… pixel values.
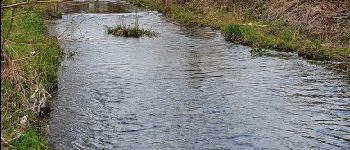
left=10, top=128, right=48, bottom=150
left=223, top=24, right=243, bottom=41
left=6, top=10, right=60, bottom=85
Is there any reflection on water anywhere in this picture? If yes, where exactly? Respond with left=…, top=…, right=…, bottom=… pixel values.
left=48, top=2, right=350, bottom=150
left=59, top=1, right=132, bottom=13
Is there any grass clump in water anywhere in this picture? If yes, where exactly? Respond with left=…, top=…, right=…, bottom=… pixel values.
left=106, top=25, right=155, bottom=38
left=250, top=48, right=271, bottom=56
left=106, top=15, right=156, bottom=38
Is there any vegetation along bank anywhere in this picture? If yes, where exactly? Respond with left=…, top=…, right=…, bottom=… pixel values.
left=130, top=0, right=350, bottom=74
left=1, top=3, right=61, bottom=149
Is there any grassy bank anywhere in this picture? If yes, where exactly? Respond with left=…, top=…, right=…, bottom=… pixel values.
left=130, top=0, right=350, bottom=74
left=1, top=6, right=61, bottom=149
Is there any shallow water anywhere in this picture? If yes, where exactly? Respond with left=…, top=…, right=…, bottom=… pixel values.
left=48, top=1, right=350, bottom=149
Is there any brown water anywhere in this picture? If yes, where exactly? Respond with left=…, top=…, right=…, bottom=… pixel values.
left=48, top=1, right=350, bottom=149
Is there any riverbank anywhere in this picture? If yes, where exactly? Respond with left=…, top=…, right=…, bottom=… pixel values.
left=1, top=6, right=61, bottom=149
left=129, top=0, right=350, bottom=74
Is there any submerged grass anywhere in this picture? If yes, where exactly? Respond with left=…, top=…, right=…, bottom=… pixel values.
left=1, top=6, right=60, bottom=149
left=250, top=48, right=271, bottom=57
left=129, top=0, right=350, bottom=74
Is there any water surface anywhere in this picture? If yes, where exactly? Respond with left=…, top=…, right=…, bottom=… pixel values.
left=48, top=2, right=350, bottom=149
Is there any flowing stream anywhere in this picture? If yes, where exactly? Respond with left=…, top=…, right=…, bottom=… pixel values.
left=48, top=1, right=350, bottom=149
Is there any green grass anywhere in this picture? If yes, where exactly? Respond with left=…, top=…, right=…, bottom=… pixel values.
left=1, top=7, right=60, bottom=149
left=10, top=128, right=48, bottom=150
left=223, top=24, right=244, bottom=41
left=106, top=25, right=156, bottom=37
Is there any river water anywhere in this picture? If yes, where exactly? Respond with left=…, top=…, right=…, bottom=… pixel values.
left=48, top=1, right=350, bottom=149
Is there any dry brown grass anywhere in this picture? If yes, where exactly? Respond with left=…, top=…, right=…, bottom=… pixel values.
left=267, top=0, right=350, bottom=47
left=189, top=0, right=349, bottom=48
left=1, top=52, right=51, bottom=147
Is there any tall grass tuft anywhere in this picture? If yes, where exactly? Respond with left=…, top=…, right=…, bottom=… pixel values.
left=106, top=25, right=155, bottom=37
left=106, top=14, right=156, bottom=38
left=223, top=24, right=243, bottom=41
